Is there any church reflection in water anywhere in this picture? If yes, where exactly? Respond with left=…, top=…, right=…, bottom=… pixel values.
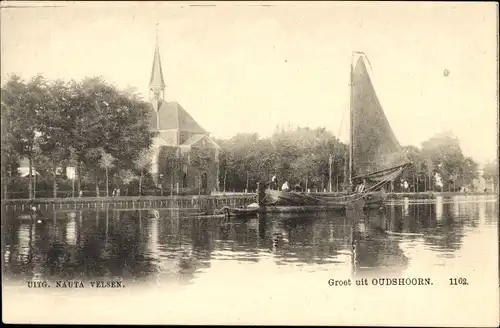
left=1, top=196, right=495, bottom=285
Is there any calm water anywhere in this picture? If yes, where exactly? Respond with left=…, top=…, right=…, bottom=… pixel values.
left=2, top=195, right=499, bottom=325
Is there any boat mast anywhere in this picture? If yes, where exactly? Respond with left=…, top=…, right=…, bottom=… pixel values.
left=348, top=52, right=355, bottom=186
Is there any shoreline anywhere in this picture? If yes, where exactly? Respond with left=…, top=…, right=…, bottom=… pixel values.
left=386, top=191, right=497, bottom=199
left=0, top=194, right=256, bottom=211
left=1, top=191, right=496, bottom=205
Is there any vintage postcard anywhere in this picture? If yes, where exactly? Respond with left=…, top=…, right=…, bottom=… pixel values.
left=1, top=1, right=498, bottom=326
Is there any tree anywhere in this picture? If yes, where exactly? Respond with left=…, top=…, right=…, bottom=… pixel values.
left=117, top=169, right=136, bottom=196
left=457, top=157, right=479, bottom=189
left=1, top=75, right=155, bottom=198
left=84, top=147, right=103, bottom=196
left=99, top=150, right=115, bottom=197
left=35, top=79, right=74, bottom=198
left=216, top=133, right=262, bottom=192
left=421, top=132, right=475, bottom=191
left=66, top=77, right=155, bottom=194
left=401, top=146, right=424, bottom=191
left=217, top=148, right=234, bottom=192
left=1, top=99, right=20, bottom=199
left=1, top=75, right=46, bottom=199
left=253, top=139, right=277, bottom=187
left=271, top=126, right=339, bottom=191
left=271, top=128, right=300, bottom=183
left=291, top=153, right=316, bottom=190
left=133, top=148, right=152, bottom=196
left=212, top=127, right=481, bottom=194
left=483, top=161, right=499, bottom=191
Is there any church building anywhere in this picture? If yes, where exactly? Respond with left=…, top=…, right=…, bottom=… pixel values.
left=147, top=41, right=220, bottom=195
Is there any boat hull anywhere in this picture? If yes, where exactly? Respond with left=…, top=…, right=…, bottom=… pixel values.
left=260, top=189, right=385, bottom=213
left=221, top=206, right=260, bottom=218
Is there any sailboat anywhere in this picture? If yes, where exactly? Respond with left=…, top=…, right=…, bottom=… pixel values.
left=258, top=52, right=411, bottom=213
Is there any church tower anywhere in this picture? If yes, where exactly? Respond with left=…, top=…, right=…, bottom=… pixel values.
left=146, top=26, right=221, bottom=194
left=148, top=30, right=166, bottom=184
left=149, top=36, right=166, bottom=130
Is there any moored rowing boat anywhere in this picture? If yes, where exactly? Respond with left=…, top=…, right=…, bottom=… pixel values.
left=221, top=205, right=260, bottom=218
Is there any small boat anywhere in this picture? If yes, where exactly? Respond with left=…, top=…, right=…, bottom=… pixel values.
left=189, top=213, right=227, bottom=219
left=187, top=210, right=227, bottom=219
left=221, top=203, right=260, bottom=218
left=261, top=52, right=410, bottom=213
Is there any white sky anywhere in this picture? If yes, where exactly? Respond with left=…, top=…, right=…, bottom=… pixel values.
left=1, top=1, right=498, bottom=163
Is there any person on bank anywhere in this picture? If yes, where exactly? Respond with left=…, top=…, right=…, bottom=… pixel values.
left=271, top=175, right=279, bottom=190
left=281, top=181, right=290, bottom=192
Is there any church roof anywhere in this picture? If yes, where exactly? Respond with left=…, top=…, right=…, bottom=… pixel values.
left=149, top=45, right=166, bottom=89
left=179, top=134, right=221, bottom=155
left=182, top=134, right=205, bottom=146
left=148, top=101, right=206, bottom=133
left=181, top=133, right=221, bottom=149
left=152, top=135, right=173, bottom=147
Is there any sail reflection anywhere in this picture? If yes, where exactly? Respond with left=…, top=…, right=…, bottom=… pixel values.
left=263, top=215, right=352, bottom=268
left=350, top=207, right=408, bottom=277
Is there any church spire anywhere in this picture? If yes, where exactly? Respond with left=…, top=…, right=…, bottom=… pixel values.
left=149, top=23, right=166, bottom=105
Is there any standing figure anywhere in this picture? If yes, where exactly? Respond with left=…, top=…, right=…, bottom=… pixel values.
left=271, top=175, right=279, bottom=190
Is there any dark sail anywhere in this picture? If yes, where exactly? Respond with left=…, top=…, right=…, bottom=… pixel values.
left=351, top=56, right=409, bottom=181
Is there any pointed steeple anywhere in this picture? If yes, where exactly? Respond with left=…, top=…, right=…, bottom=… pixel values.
left=149, top=44, right=166, bottom=90
left=149, top=38, right=165, bottom=90
left=149, top=23, right=165, bottom=116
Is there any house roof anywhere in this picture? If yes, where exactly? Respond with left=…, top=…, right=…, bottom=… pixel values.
left=148, top=101, right=206, bottom=133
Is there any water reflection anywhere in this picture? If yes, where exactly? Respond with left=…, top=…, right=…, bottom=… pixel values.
left=436, top=195, right=443, bottom=220
left=2, top=196, right=498, bottom=287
